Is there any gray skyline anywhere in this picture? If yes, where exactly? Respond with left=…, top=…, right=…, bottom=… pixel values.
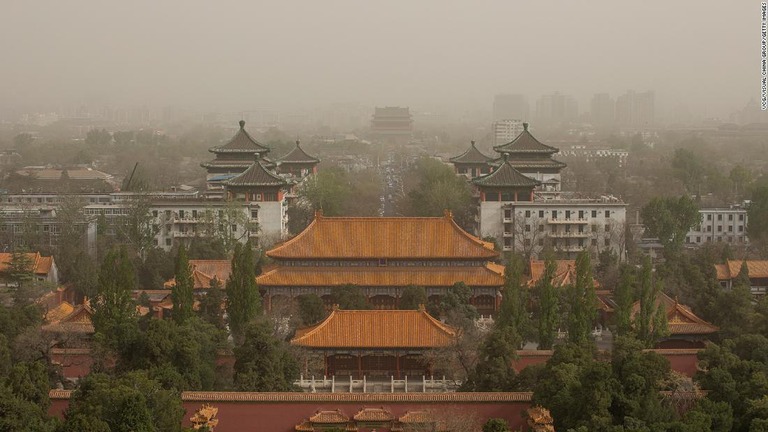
left=0, top=1, right=758, bottom=118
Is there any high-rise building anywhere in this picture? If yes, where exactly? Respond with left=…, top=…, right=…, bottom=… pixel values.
left=492, top=119, right=525, bottom=146
left=590, top=93, right=615, bottom=127
left=493, top=94, right=529, bottom=121
left=615, top=90, right=655, bottom=128
left=535, top=92, right=578, bottom=125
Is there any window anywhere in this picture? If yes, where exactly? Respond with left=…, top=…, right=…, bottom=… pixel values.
left=604, top=238, right=610, bottom=247
left=218, top=210, right=224, bottom=218
left=539, top=210, right=545, bottom=218
left=152, top=210, right=158, bottom=217
left=728, top=214, right=733, bottom=221
left=686, top=236, right=690, bottom=243
left=696, top=236, right=701, bottom=242
left=707, top=214, right=712, bottom=221
left=591, top=239, right=598, bottom=246
left=739, top=226, right=744, bottom=232
left=578, top=225, right=584, bottom=233
left=579, top=210, right=584, bottom=219
left=539, top=225, right=544, bottom=232
left=728, top=226, right=733, bottom=232
left=525, top=210, right=531, bottom=218
left=503, top=238, right=512, bottom=248
left=565, top=210, right=571, bottom=219
left=179, top=210, right=185, bottom=218
left=153, top=239, right=158, bottom=246
left=192, top=210, right=198, bottom=218
left=605, top=224, right=611, bottom=232
left=707, top=226, right=712, bottom=232
left=504, top=223, right=512, bottom=234
left=591, top=210, right=597, bottom=218
left=717, top=214, right=722, bottom=221
left=707, top=236, right=712, bottom=241
left=504, top=210, right=512, bottom=220
left=552, top=210, right=558, bottom=219
left=605, top=210, right=610, bottom=218
left=251, top=210, right=259, bottom=219
left=565, top=225, right=571, bottom=233
left=165, top=238, right=172, bottom=246
left=592, top=225, right=598, bottom=233
left=739, top=214, right=745, bottom=221
left=231, top=224, right=237, bottom=232
left=551, top=225, right=557, bottom=234
left=538, top=238, right=544, bottom=246
left=717, top=226, right=723, bottom=232
left=525, top=224, right=531, bottom=232
left=165, top=210, right=171, bottom=218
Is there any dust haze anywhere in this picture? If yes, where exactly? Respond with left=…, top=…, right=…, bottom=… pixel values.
left=0, top=1, right=757, bottom=119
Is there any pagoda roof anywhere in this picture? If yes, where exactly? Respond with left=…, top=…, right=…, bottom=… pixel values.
left=449, top=141, right=494, bottom=164
left=489, top=157, right=567, bottom=170
left=527, top=260, right=600, bottom=288
left=354, top=407, right=393, bottom=422
left=209, top=121, right=271, bottom=154
left=0, top=252, right=54, bottom=277
left=256, top=262, right=505, bottom=287
left=291, top=308, right=458, bottom=349
left=201, top=157, right=276, bottom=170
left=224, top=159, right=288, bottom=187
left=493, top=123, right=559, bottom=154
left=308, top=410, right=349, bottom=424
left=630, top=293, right=718, bottom=336
left=279, top=140, right=319, bottom=164
left=267, top=212, right=498, bottom=260
left=472, top=159, right=540, bottom=188
left=165, top=260, right=231, bottom=289
left=715, top=260, right=768, bottom=280
left=42, top=303, right=94, bottom=334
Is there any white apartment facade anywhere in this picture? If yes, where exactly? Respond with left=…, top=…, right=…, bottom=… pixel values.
left=685, top=207, right=748, bottom=246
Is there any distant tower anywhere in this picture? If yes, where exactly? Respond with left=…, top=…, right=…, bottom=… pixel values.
left=200, top=121, right=272, bottom=193
left=370, top=107, right=413, bottom=142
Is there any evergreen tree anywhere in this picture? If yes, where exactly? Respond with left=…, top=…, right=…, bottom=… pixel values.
left=91, top=247, right=138, bottom=353
left=482, top=418, right=511, bottom=432
left=614, top=264, right=636, bottom=337
left=171, top=245, right=194, bottom=324
left=233, top=318, right=299, bottom=391
left=297, top=293, right=326, bottom=326
left=330, top=284, right=370, bottom=310
left=497, top=254, right=531, bottom=338
left=536, top=257, right=559, bottom=350
left=565, top=252, right=597, bottom=345
left=199, top=278, right=226, bottom=330
left=440, top=282, right=479, bottom=330
left=734, top=260, right=751, bottom=290
left=399, top=285, right=427, bottom=310
left=225, top=241, right=261, bottom=344
left=7, top=250, right=34, bottom=306
left=634, top=257, right=667, bottom=347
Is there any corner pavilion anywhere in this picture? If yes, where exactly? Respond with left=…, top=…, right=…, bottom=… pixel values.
left=257, top=211, right=506, bottom=315
left=291, top=307, right=458, bottom=379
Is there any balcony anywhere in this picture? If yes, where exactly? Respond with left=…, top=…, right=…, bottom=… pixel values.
left=549, top=231, right=590, bottom=238
left=172, top=231, right=197, bottom=238
left=555, top=245, right=588, bottom=252
left=547, top=218, right=589, bottom=224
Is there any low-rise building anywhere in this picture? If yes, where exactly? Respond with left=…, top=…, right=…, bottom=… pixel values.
left=686, top=207, right=748, bottom=246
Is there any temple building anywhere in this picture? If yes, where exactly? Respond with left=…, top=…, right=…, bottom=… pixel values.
left=631, top=293, right=718, bottom=349
left=370, top=107, right=413, bottom=141
left=449, top=141, right=494, bottom=179
left=257, top=211, right=505, bottom=315
left=277, top=140, right=320, bottom=178
left=715, top=260, right=768, bottom=296
left=223, top=157, right=292, bottom=238
left=491, top=122, right=566, bottom=192
left=450, top=123, right=627, bottom=259
left=164, top=259, right=231, bottom=290
left=200, top=120, right=272, bottom=193
left=291, top=307, right=458, bottom=379
left=295, top=408, right=452, bottom=432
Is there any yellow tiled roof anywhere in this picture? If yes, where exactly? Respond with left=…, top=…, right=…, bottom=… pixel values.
left=630, top=293, right=718, bottom=335
left=267, top=213, right=498, bottom=260
left=308, top=410, right=349, bottom=423
left=715, top=260, right=768, bottom=280
left=527, top=259, right=599, bottom=288
left=165, top=260, right=231, bottom=289
left=0, top=252, right=54, bottom=276
left=291, top=309, right=458, bottom=349
left=257, top=264, right=504, bottom=287
left=353, top=407, right=393, bottom=422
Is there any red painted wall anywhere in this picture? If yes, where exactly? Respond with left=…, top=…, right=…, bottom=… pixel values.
left=50, top=393, right=533, bottom=432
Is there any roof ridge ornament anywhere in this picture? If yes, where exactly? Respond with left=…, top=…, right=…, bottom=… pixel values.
left=523, top=122, right=529, bottom=131
left=239, top=120, right=245, bottom=129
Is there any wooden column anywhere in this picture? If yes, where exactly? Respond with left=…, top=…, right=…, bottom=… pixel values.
left=396, top=353, right=401, bottom=380
left=323, top=352, right=328, bottom=377
left=357, top=353, right=363, bottom=380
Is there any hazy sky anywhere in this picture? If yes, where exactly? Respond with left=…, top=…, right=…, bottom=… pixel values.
left=0, top=1, right=757, bottom=117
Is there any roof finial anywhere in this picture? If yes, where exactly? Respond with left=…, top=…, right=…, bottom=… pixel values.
left=239, top=120, right=245, bottom=129
left=296, top=139, right=301, bottom=147
left=315, top=208, right=324, bottom=219
left=443, top=209, right=453, bottom=219
left=523, top=122, right=529, bottom=131
left=502, top=153, right=509, bottom=162
left=470, top=140, right=476, bottom=147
